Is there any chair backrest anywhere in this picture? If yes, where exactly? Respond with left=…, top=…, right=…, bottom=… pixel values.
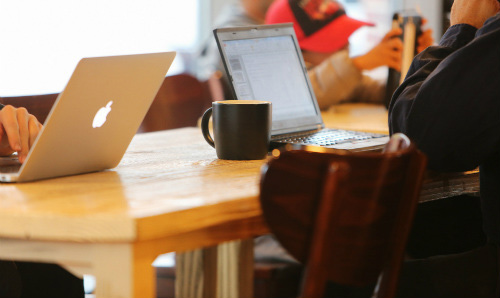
left=259, top=135, right=427, bottom=298
left=0, top=93, right=59, bottom=125
left=138, top=73, right=216, bottom=133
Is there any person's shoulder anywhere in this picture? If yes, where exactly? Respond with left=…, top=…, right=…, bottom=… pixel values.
left=438, top=24, right=477, bottom=49
left=215, top=4, right=259, bottom=28
left=477, top=12, right=500, bottom=36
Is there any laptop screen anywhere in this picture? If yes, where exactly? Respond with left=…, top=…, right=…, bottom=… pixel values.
left=215, top=24, right=324, bottom=135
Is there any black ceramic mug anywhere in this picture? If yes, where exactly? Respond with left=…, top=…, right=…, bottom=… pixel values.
left=201, top=100, right=272, bottom=160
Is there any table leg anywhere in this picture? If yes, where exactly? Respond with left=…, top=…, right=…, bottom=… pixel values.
left=176, top=249, right=204, bottom=298
left=92, top=244, right=134, bottom=298
left=175, top=239, right=254, bottom=298
left=0, top=239, right=157, bottom=298
left=217, top=242, right=238, bottom=298
left=217, top=240, right=254, bottom=298
left=203, top=246, right=218, bottom=298
left=237, top=239, right=254, bottom=298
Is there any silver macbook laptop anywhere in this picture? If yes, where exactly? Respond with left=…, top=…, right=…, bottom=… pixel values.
left=214, top=24, right=388, bottom=152
left=0, top=51, right=176, bottom=182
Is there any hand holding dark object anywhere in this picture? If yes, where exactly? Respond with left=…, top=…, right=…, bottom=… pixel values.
left=352, top=28, right=404, bottom=71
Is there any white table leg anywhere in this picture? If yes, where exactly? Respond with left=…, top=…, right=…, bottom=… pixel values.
left=92, top=244, right=134, bottom=298
left=0, top=239, right=157, bottom=298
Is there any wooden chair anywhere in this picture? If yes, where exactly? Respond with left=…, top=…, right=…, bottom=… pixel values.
left=259, top=134, right=427, bottom=298
left=138, top=73, right=219, bottom=133
left=0, top=93, right=59, bottom=124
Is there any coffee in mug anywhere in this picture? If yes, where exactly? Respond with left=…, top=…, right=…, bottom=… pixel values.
left=201, top=100, right=271, bottom=160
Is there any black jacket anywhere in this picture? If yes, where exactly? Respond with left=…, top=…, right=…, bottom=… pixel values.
left=389, top=13, right=500, bottom=243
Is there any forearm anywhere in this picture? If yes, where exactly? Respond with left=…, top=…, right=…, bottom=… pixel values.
left=308, top=50, right=362, bottom=109
left=347, top=75, right=385, bottom=104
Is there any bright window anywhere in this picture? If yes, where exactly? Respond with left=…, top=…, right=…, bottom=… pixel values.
left=0, top=0, right=201, bottom=96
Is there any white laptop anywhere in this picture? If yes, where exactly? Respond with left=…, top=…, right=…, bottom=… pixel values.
left=214, top=24, right=389, bottom=152
left=0, top=52, right=176, bottom=182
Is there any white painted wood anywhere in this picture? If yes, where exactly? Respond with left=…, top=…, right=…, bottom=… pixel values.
left=92, top=244, right=134, bottom=298
left=218, top=242, right=239, bottom=298
left=0, top=240, right=136, bottom=298
left=0, top=238, right=95, bottom=278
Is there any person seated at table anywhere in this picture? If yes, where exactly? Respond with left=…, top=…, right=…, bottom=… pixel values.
left=265, top=0, right=434, bottom=110
left=389, top=0, right=500, bottom=296
left=196, top=0, right=275, bottom=96
left=0, top=104, right=42, bottom=164
left=0, top=104, right=84, bottom=298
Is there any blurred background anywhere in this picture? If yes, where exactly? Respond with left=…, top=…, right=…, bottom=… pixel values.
left=0, top=0, right=451, bottom=96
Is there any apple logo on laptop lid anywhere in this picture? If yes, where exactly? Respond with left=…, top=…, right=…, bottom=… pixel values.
left=93, top=100, right=113, bottom=128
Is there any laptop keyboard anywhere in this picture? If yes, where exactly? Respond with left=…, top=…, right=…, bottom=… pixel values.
left=0, top=157, right=22, bottom=173
left=272, top=128, right=386, bottom=147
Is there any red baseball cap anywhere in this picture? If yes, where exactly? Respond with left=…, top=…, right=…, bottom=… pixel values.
left=265, top=0, right=374, bottom=53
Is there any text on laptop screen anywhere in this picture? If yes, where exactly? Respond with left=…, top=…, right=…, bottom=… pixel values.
left=222, top=36, right=320, bottom=132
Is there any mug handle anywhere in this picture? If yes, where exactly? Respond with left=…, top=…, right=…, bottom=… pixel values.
left=201, top=107, right=215, bottom=148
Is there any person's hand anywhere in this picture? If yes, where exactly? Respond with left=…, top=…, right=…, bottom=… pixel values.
left=0, top=105, right=43, bottom=163
left=417, top=28, right=433, bottom=53
left=417, top=19, right=434, bottom=53
left=352, top=28, right=403, bottom=71
left=451, top=0, right=500, bottom=28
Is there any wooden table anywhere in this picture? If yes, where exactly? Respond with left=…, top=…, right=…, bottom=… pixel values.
left=177, top=103, right=479, bottom=298
left=0, top=128, right=269, bottom=298
left=0, top=104, right=479, bottom=298
left=322, top=103, right=390, bottom=135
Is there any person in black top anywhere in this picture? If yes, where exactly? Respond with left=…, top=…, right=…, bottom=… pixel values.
left=389, top=0, right=500, bottom=296
left=0, top=104, right=84, bottom=297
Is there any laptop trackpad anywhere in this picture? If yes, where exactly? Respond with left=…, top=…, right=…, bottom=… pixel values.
left=329, top=136, right=390, bottom=152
